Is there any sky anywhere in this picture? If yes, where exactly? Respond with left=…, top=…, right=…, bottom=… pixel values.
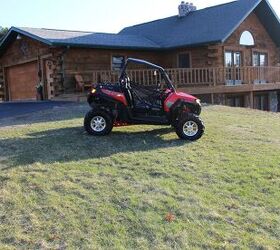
left=0, top=0, right=279, bottom=33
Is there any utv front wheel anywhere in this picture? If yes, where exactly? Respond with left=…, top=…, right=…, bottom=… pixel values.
left=84, top=110, right=113, bottom=136
left=175, top=113, right=204, bottom=141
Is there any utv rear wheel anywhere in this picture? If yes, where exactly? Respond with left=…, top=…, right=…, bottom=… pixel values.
left=175, top=113, right=204, bottom=141
left=84, top=110, right=113, bottom=136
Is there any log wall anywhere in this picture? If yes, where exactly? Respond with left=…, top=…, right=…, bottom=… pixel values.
left=0, top=11, right=279, bottom=101
left=0, top=36, right=64, bottom=100
left=223, top=12, right=279, bottom=67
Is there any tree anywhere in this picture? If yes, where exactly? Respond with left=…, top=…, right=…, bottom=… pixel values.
left=0, top=27, right=8, bottom=41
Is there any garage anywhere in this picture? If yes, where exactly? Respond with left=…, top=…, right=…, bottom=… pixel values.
left=6, top=61, right=38, bottom=101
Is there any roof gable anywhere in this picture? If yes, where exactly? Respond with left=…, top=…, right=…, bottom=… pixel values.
left=254, top=0, right=280, bottom=46
left=119, top=0, right=264, bottom=48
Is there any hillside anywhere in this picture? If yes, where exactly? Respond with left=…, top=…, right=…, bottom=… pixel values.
left=0, top=105, right=279, bottom=249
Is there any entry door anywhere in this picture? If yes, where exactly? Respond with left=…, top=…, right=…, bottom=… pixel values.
left=6, top=61, right=38, bottom=101
left=225, top=51, right=242, bottom=85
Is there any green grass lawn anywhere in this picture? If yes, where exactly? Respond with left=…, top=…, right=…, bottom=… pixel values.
left=0, top=105, right=279, bottom=249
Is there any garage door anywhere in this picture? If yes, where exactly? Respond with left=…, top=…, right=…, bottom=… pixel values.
left=6, top=61, right=38, bottom=101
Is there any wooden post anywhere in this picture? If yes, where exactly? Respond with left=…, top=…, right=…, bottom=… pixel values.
left=211, top=93, right=214, bottom=104
left=178, top=69, right=182, bottom=85
left=4, top=66, right=10, bottom=101
left=249, top=91, right=254, bottom=109
left=213, top=68, right=216, bottom=86
left=247, top=67, right=250, bottom=84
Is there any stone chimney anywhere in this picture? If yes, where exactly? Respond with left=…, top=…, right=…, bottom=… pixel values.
left=178, top=1, right=197, bottom=17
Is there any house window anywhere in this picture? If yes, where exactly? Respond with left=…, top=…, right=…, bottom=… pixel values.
left=112, top=56, right=125, bottom=71
left=225, top=51, right=242, bottom=85
left=226, top=96, right=244, bottom=108
left=225, top=51, right=242, bottom=67
left=254, top=94, right=269, bottom=111
left=240, top=31, right=255, bottom=46
left=178, top=53, right=191, bottom=68
left=253, top=52, right=268, bottom=66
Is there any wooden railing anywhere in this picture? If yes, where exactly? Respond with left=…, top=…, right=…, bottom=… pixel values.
left=223, top=66, right=280, bottom=85
left=71, top=66, right=280, bottom=87
left=91, top=68, right=219, bottom=86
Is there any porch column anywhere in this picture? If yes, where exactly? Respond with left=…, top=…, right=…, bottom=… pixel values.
left=249, top=91, right=254, bottom=109
left=211, top=93, right=215, bottom=104
left=244, top=94, right=250, bottom=108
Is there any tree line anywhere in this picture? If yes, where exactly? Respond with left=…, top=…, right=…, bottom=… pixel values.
left=0, top=27, right=8, bottom=41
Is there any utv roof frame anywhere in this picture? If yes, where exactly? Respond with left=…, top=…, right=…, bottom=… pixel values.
left=119, top=58, right=175, bottom=90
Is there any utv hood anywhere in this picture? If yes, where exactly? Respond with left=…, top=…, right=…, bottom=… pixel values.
left=175, top=92, right=197, bottom=103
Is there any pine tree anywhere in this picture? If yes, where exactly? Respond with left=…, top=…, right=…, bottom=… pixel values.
left=0, top=27, right=8, bottom=41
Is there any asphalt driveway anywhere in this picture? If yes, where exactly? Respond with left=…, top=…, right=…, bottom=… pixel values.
left=0, top=101, right=75, bottom=119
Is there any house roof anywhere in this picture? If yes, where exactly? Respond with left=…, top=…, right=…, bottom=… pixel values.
left=0, top=27, right=160, bottom=52
left=0, top=0, right=280, bottom=54
left=119, top=0, right=280, bottom=48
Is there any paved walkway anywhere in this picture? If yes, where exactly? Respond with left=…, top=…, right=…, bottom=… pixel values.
left=0, top=101, right=74, bottom=119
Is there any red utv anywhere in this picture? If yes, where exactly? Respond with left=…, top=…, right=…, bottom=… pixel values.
left=84, top=58, right=204, bottom=140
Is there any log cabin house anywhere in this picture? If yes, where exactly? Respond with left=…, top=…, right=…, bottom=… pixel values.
left=0, top=0, right=280, bottom=111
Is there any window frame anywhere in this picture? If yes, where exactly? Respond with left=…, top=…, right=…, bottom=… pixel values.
left=239, top=30, right=255, bottom=46
left=224, top=50, right=242, bottom=67
left=177, top=52, right=192, bottom=68
left=111, top=55, right=126, bottom=71
left=254, top=93, right=269, bottom=111
left=252, top=51, right=268, bottom=67
left=226, top=95, right=245, bottom=107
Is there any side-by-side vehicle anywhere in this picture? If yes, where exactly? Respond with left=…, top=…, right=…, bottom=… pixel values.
left=84, top=58, right=204, bottom=141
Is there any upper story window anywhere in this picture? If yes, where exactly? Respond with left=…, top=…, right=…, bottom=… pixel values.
left=178, top=53, right=191, bottom=68
left=112, top=56, right=125, bottom=71
left=225, top=51, right=242, bottom=67
left=240, top=31, right=255, bottom=46
left=253, top=52, right=268, bottom=66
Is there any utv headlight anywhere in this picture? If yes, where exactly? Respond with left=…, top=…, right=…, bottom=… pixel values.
left=91, top=88, right=96, bottom=94
left=196, top=99, right=201, bottom=105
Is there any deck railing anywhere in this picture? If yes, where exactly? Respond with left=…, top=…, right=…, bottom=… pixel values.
left=71, top=66, right=280, bottom=87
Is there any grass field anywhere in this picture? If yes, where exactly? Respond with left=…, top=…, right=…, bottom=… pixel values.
left=0, top=104, right=279, bottom=249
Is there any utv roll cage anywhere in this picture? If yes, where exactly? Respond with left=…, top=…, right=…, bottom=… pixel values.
left=119, top=58, right=175, bottom=91
left=84, top=57, right=205, bottom=140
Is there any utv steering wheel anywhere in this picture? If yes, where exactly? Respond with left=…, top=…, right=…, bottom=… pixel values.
left=156, top=82, right=161, bottom=91
left=156, top=82, right=167, bottom=93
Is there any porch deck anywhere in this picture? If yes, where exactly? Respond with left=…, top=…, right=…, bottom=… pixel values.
left=1, top=67, right=280, bottom=102
left=68, top=66, right=280, bottom=95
